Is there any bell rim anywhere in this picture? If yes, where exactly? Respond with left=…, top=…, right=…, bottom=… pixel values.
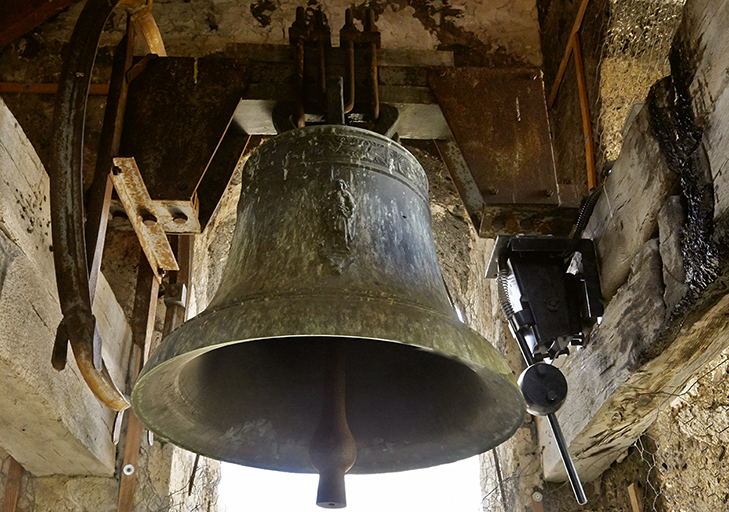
left=132, top=295, right=526, bottom=474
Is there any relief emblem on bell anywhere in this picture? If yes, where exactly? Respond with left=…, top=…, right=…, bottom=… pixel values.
left=321, top=178, right=357, bottom=273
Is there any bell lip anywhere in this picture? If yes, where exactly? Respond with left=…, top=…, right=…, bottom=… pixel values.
left=132, top=336, right=525, bottom=474
left=131, top=296, right=525, bottom=474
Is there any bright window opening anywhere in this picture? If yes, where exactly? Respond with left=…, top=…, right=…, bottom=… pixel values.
left=218, top=456, right=484, bottom=511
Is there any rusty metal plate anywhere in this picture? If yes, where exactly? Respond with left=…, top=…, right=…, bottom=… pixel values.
left=429, top=68, right=559, bottom=206
left=112, top=157, right=179, bottom=275
left=478, top=204, right=577, bottom=238
left=434, top=140, right=576, bottom=237
left=109, top=199, right=200, bottom=234
left=120, top=57, right=250, bottom=229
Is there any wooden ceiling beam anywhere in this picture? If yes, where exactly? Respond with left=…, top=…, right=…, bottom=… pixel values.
left=0, top=0, right=74, bottom=49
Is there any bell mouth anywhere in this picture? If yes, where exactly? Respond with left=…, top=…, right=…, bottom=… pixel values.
left=132, top=333, right=525, bottom=474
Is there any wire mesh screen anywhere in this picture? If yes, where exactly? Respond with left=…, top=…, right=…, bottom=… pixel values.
left=643, top=352, right=729, bottom=512
left=132, top=444, right=221, bottom=512
left=477, top=349, right=729, bottom=512
left=595, top=0, right=685, bottom=166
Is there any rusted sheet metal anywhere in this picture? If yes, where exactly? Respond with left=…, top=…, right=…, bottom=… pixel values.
left=119, top=57, right=250, bottom=230
left=479, top=204, right=577, bottom=238
left=109, top=199, right=200, bottom=233
left=428, top=68, right=559, bottom=206
left=111, top=157, right=179, bottom=276
left=434, top=140, right=577, bottom=237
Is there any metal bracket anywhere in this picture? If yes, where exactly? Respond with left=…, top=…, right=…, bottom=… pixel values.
left=112, top=157, right=179, bottom=279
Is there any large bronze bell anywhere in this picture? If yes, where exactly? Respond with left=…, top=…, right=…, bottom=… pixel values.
left=131, top=126, right=525, bottom=507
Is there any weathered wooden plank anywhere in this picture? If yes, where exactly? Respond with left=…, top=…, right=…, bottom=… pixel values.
left=116, top=411, right=145, bottom=512
left=584, top=104, right=677, bottom=300
left=117, top=255, right=160, bottom=512
left=686, top=0, right=729, bottom=219
left=542, top=238, right=729, bottom=481
left=540, top=239, right=665, bottom=482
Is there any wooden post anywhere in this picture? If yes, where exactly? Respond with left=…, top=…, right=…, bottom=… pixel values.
left=572, top=31, right=597, bottom=190
left=117, top=252, right=160, bottom=512
left=1, top=457, right=23, bottom=512
left=530, top=490, right=545, bottom=512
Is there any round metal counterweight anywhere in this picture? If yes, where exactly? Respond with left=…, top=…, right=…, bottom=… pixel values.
left=518, top=363, right=568, bottom=416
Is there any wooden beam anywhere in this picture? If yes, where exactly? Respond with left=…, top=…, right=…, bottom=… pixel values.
left=1, top=457, right=23, bottom=512
left=572, top=32, right=597, bottom=189
left=0, top=83, right=110, bottom=95
left=0, top=0, right=74, bottom=49
left=530, top=493, right=545, bottom=512
left=546, top=0, right=592, bottom=108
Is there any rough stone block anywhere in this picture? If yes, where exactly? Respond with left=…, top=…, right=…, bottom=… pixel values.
left=0, top=96, right=132, bottom=476
left=585, top=104, right=677, bottom=300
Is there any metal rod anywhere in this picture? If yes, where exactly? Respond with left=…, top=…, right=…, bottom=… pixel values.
left=572, top=31, right=597, bottom=190
left=341, top=9, right=356, bottom=114
left=365, top=9, right=379, bottom=121
left=86, top=21, right=134, bottom=304
left=547, top=413, right=587, bottom=505
left=294, top=38, right=306, bottom=128
left=290, top=6, right=306, bottom=128
left=546, top=0, right=592, bottom=108
left=318, top=39, right=327, bottom=97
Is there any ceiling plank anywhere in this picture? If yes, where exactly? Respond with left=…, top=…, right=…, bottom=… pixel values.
left=0, top=0, right=74, bottom=49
